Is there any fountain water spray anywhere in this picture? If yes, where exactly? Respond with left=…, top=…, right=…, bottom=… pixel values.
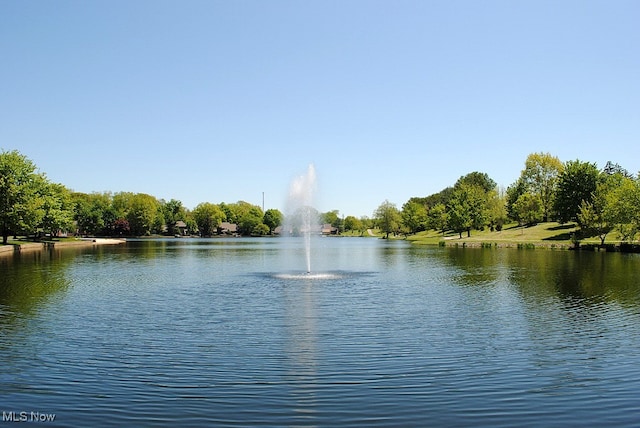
left=286, top=164, right=317, bottom=273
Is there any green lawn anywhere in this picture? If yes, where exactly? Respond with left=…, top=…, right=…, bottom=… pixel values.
left=404, top=222, right=617, bottom=247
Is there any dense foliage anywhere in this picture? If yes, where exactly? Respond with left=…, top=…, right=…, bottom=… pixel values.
left=2, top=149, right=639, bottom=244
left=373, top=152, right=640, bottom=244
left=0, top=150, right=284, bottom=239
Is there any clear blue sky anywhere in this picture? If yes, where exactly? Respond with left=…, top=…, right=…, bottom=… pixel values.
left=2, top=1, right=638, bottom=218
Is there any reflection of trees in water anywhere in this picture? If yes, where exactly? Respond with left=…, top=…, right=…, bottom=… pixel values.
left=435, top=247, right=506, bottom=287
left=505, top=250, right=640, bottom=306
left=0, top=249, right=74, bottom=367
left=0, top=249, right=74, bottom=316
left=502, top=250, right=640, bottom=395
left=427, top=247, right=640, bottom=397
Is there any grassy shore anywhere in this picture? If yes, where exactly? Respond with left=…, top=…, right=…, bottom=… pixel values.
left=411, top=222, right=640, bottom=250
left=406, top=222, right=580, bottom=247
left=345, top=222, right=633, bottom=250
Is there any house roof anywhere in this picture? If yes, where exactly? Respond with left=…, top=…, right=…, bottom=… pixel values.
left=219, top=222, right=238, bottom=232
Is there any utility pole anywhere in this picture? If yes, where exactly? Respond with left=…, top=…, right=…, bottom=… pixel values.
left=262, top=192, right=265, bottom=212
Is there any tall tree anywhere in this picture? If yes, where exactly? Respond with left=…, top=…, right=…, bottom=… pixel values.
left=40, top=182, right=75, bottom=237
left=505, top=177, right=527, bottom=221
left=126, top=193, right=160, bottom=236
left=520, top=152, right=563, bottom=221
left=578, top=171, right=628, bottom=245
left=455, top=171, right=497, bottom=194
left=0, top=150, right=46, bottom=244
left=427, top=203, right=449, bottom=235
left=424, top=187, right=454, bottom=208
left=485, top=189, right=507, bottom=231
left=344, top=215, right=364, bottom=233
left=401, top=200, right=428, bottom=234
left=447, top=183, right=487, bottom=238
left=374, top=200, right=401, bottom=239
left=193, top=202, right=225, bottom=236
left=605, top=176, right=640, bottom=242
left=553, top=160, right=599, bottom=223
left=161, top=199, right=186, bottom=235
left=321, top=210, right=342, bottom=231
left=230, top=201, right=264, bottom=235
left=512, top=192, right=543, bottom=226
left=263, top=209, right=283, bottom=234
left=72, top=192, right=113, bottom=236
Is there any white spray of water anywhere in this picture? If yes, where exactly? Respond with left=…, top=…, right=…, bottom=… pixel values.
left=286, top=164, right=317, bottom=273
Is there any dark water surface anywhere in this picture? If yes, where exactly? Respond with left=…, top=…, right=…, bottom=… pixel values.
left=1, top=238, right=639, bottom=427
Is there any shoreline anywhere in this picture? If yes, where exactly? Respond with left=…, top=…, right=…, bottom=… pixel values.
left=0, top=238, right=125, bottom=256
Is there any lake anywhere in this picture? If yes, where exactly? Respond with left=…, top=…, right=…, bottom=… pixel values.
left=1, top=237, right=639, bottom=427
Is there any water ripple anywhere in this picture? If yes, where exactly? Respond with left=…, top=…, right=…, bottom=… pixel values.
left=2, top=241, right=640, bottom=426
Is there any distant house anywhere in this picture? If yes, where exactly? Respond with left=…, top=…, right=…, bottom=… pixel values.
left=218, top=222, right=238, bottom=235
left=321, top=223, right=339, bottom=235
left=175, top=220, right=188, bottom=236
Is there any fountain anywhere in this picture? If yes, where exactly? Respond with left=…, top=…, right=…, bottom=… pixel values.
left=270, top=164, right=346, bottom=281
left=285, top=164, right=317, bottom=273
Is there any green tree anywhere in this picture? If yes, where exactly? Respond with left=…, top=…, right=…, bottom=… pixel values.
left=485, top=189, right=507, bottom=231
left=520, top=152, right=563, bottom=221
left=193, top=202, right=225, bottom=236
left=161, top=199, right=187, bottom=235
left=578, top=165, right=637, bottom=245
left=578, top=171, right=629, bottom=245
left=359, top=216, right=374, bottom=231
left=605, top=176, right=640, bottom=242
left=126, top=193, right=160, bottom=236
left=184, top=212, right=198, bottom=235
left=344, top=215, right=364, bottom=234
left=553, top=160, right=599, bottom=223
left=578, top=200, right=611, bottom=246
left=401, top=200, right=428, bottom=234
left=231, top=201, right=264, bottom=236
left=505, top=177, right=527, bottom=221
left=72, top=192, right=114, bottom=236
left=427, top=203, right=449, bottom=235
left=40, top=182, right=75, bottom=237
left=252, top=223, right=270, bottom=236
left=321, top=210, right=343, bottom=232
left=512, top=192, right=543, bottom=226
left=0, top=150, right=46, bottom=244
left=112, top=192, right=135, bottom=219
left=263, top=209, right=283, bottom=234
left=374, top=200, right=401, bottom=239
left=455, top=171, right=497, bottom=194
left=447, top=183, right=487, bottom=238
left=424, top=187, right=454, bottom=209
left=218, top=202, right=235, bottom=224
left=152, top=205, right=166, bottom=235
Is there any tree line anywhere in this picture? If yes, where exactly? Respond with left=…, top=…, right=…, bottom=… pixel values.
left=0, top=150, right=289, bottom=244
left=371, top=152, right=640, bottom=245
left=2, top=149, right=639, bottom=245
left=0, top=149, right=366, bottom=244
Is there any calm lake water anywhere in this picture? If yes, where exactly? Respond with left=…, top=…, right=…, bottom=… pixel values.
left=1, top=237, right=639, bottom=427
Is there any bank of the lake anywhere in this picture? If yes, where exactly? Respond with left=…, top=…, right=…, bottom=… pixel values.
left=404, top=221, right=640, bottom=252
left=0, top=238, right=125, bottom=256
